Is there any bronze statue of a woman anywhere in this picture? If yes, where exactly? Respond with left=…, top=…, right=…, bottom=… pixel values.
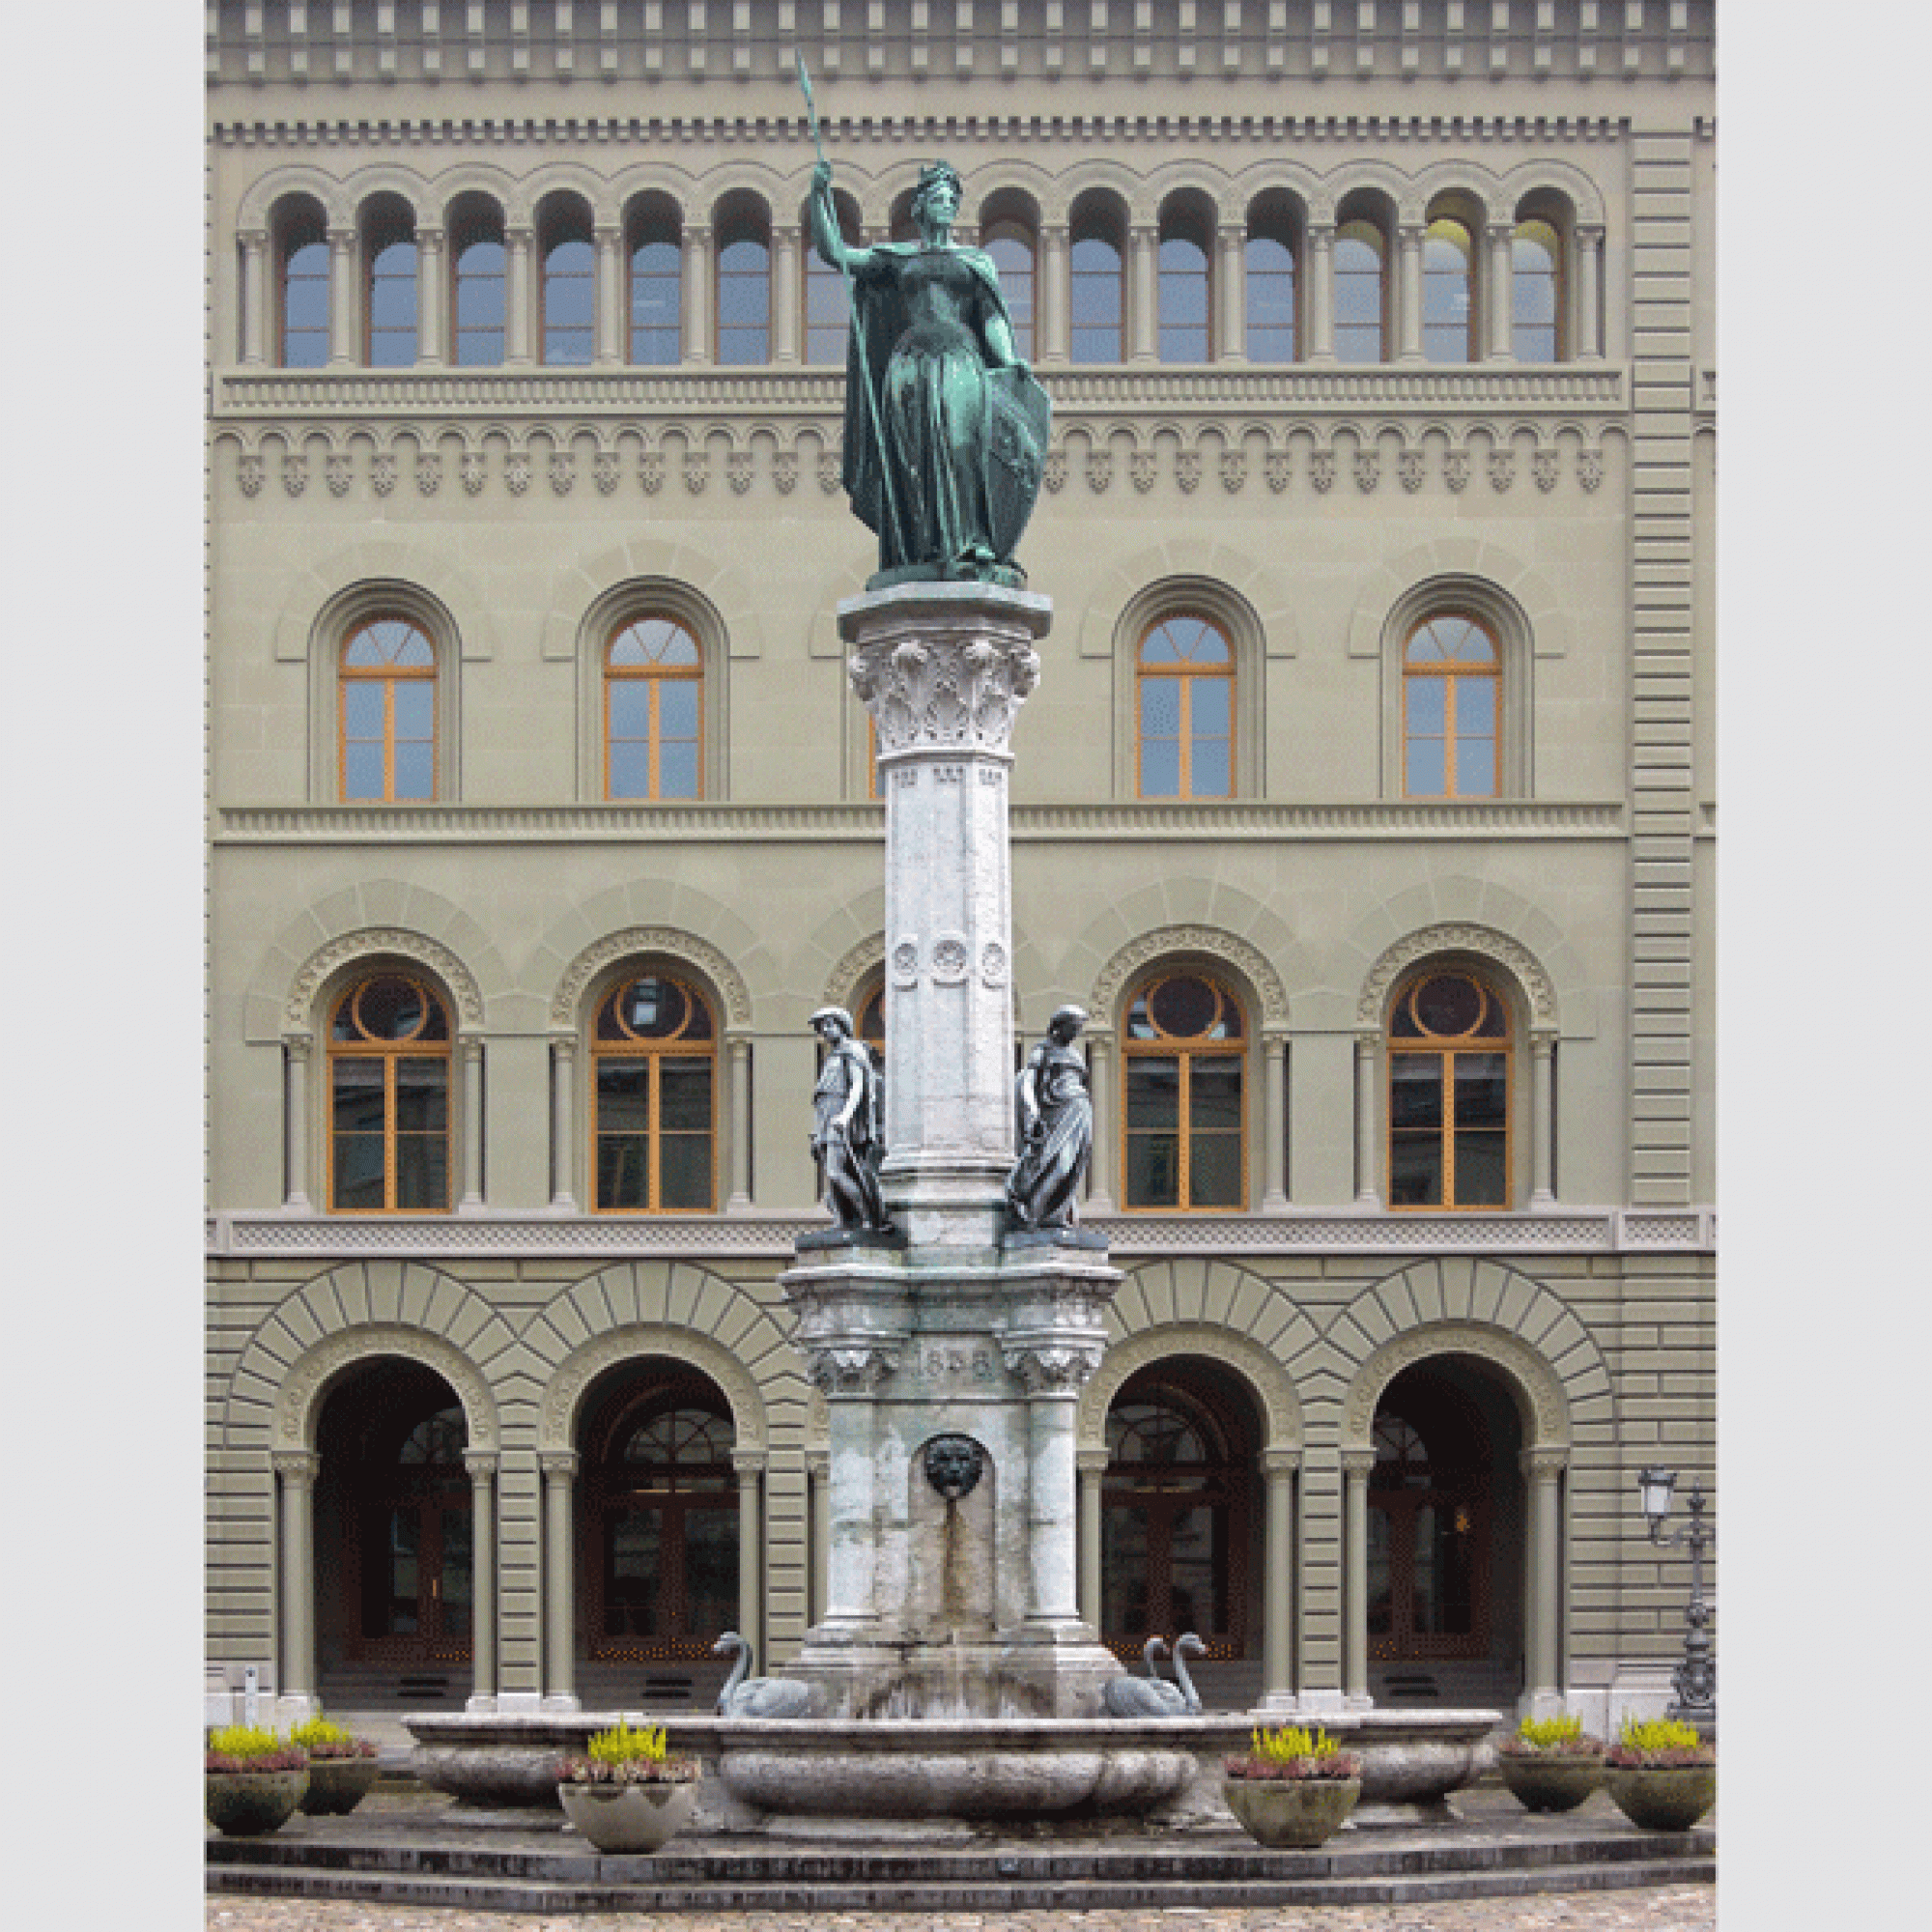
left=809, top=156, right=1051, bottom=589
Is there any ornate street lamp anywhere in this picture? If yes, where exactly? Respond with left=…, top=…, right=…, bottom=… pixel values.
left=1636, top=1466, right=1716, bottom=1730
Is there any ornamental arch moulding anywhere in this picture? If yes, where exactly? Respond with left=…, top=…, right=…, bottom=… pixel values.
left=1494, top=158, right=1606, bottom=232
left=521, top=160, right=623, bottom=229
left=237, top=166, right=355, bottom=234
left=280, top=926, right=490, bottom=1041
left=1348, top=535, right=1573, bottom=663
left=273, top=537, right=501, bottom=666
left=1088, top=921, right=1293, bottom=1037
left=414, top=161, right=526, bottom=231
left=1356, top=921, right=1559, bottom=1037
left=548, top=925, right=754, bottom=1036
left=1076, top=1317, right=1310, bottom=1461
left=1343, top=1321, right=1574, bottom=1458
left=541, top=534, right=765, bottom=665
left=1079, top=537, right=1299, bottom=663
left=339, top=163, right=439, bottom=228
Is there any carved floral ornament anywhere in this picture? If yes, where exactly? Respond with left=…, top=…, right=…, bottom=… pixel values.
left=1089, top=924, right=1292, bottom=1033
left=1340, top=1319, right=1574, bottom=1454
left=1355, top=922, right=1558, bottom=1032
left=849, top=630, right=1041, bottom=758
left=1001, top=1339, right=1106, bottom=1394
left=809, top=1345, right=900, bottom=1395
left=537, top=1321, right=768, bottom=1455
left=283, top=927, right=487, bottom=1037
left=549, top=925, right=753, bottom=1032
left=272, top=1322, right=499, bottom=1453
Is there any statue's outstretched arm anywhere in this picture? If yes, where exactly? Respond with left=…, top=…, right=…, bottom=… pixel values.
left=810, top=161, right=875, bottom=275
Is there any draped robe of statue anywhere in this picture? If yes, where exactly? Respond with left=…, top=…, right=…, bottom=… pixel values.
left=813, top=1033, right=887, bottom=1233
left=840, top=242, right=1050, bottom=587
left=1006, top=1035, right=1094, bottom=1231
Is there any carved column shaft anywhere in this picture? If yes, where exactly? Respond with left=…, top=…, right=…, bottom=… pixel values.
left=593, top=224, right=623, bottom=364
left=417, top=226, right=447, bottom=365
left=806, top=1449, right=831, bottom=1627
left=504, top=228, right=534, bottom=365
left=464, top=1451, right=497, bottom=1706
left=273, top=1451, right=321, bottom=1708
left=1342, top=1449, right=1376, bottom=1703
left=1083, top=1032, right=1116, bottom=1213
left=1531, top=1034, right=1557, bottom=1207
left=1486, top=224, right=1516, bottom=361
left=1127, top=225, right=1158, bottom=363
left=681, top=224, right=713, bottom=363
left=1215, top=225, right=1246, bottom=362
left=725, top=1036, right=753, bottom=1210
left=771, top=228, right=802, bottom=365
left=459, top=1037, right=485, bottom=1209
left=284, top=1035, right=313, bottom=1211
left=327, top=228, right=357, bottom=366
left=541, top=1452, right=578, bottom=1708
left=1353, top=1035, right=1380, bottom=1208
left=733, top=1452, right=765, bottom=1662
left=1036, top=224, right=1069, bottom=364
left=240, top=230, right=270, bottom=365
left=1575, top=225, right=1604, bottom=360
left=549, top=1037, right=578, bottom=1211
left=1307, top=224, right=1336, bottom=361
left=1262, top=1450, right=1298, bottom=1703
left=1262, top=1035, right=1289, bottom=1210
left=1076, top=1448, right=1109, bottom=1632
left=1520, top=1450, right=1567, bottom=1708
left=1396, top=223, right=1425, bottom=363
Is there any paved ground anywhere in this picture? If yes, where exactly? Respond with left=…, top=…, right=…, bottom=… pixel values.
left=207, top=1893, right=1718, bottom=1931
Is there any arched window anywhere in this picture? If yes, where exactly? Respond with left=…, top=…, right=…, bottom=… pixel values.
left=1512, top=217, right=1564, bottom=363
left=449, top=199, right=506, bottom=366
left=1245, top=196, right=1298, bottom=361
left=539, top=198, right=595, bottom=366
left=805, top=190, right=861, bottom=364
left=604, top=615, right=703, bottom=800
left=585, top=1372, right=739, bottom=1659
left=1070, top=199, right=1125, bottom=363
left=1157, top=202, right=1212, bottom=363
left=628, top=201, right=682, bottom=364
left=1422, top=217, right=1477, bottom=363
left=981, top=212, right=1036, bottom=360
left=1122, top=969, right=1246, bottom=1210
left=1403, top=613, right=1499, bottom=798
left=340, top=616, right=437, bottom=802
left=277, top=199, right=329, bottom=368
left=591, top=973, right=718, bottom=1211
left=716, top=201, right=771, bottom=364
left=1334, top=217, right=1387, bottom=364
left=327, top=973, right=453, bottom=1212
left=1387, top=968, right=1512, bottom=1209
left=1137, top=613, right=1235, bottom=799
left=363, top=199, right=417, bottom=367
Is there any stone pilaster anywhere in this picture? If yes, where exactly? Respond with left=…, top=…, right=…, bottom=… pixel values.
left=464, top=1450, right=498, bottom=1710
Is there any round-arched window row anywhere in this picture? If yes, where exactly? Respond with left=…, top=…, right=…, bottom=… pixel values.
left=248, top=185, right=1603, bottom=370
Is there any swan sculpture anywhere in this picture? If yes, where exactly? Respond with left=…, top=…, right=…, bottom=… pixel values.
left=1168, top=1631, right=1206, bottom=1714
left=712, top=1630, right=815, bottom=1718
left=1099, top=1636, right=1189, bottom=1718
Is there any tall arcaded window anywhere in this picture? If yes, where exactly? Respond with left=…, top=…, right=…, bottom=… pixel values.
left=716, top=202, right=772, bottom=364
left=278, top=202, right=329, bottom=368
left=805, top=190, right=861, bottom=364
left=340, top=617, right=437, bottom=802
left=1512, top=218, right=1564, bottom=362
left=1137, top=613, right=1235, bottom=799
left=1403, top=614, right=1498, bottom=798
left=1245, top=198, right=1298, bottom=361
left=363, top=200, right=417, bottom=367
left=1334, top=218, right=1387, bottom=364
left=1070, top=199, right=1125, bottom=363
left=1422, top=217, right=1477, bottom=363
left=1387, top=969, right=1511, bottom=1209
left=1122, top=970, right=1246, bottom=1210
left=449, top=201, right=506, bottom=366
left=1157, top=203, right=1211, bottom=362
left=605, top=615, right=703, bottom=800
left=629, top=204, right=682, bottom=364
left=591, top=975, right=718, bottom=1212
left=327, top=973, right=453, bottom=1213
left=982, top=216, right=1036, bottom=360
left=540, top=199, right=596, bottom=365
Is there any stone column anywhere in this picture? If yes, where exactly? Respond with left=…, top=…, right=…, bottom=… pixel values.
left=1486, top=223, right=1515, bottom=361
left=1262, top=1033, right=1289, bottom=1210
left=283, top=1033, right=313, bottom=1210
left=1036, top=223, right=1070, bottom=365
left=1353, top=1033, right=1380, bottom=1208
left=681, top=223, right=713, bottom=362
left=1575, top=224, right=1604, bottom=361
left=593, top=223, right=624, bottom=364
left=806, top=1449, right=831, bottom=1627
left=1395, top=222, right=1425, bottom=363
left=1076, top=1447, right=1110, bottom=1632
left=1307, top=222, right=1336, bottom=361
left=272, top=1450, right=321, bottom=1718
left=416, top=224, right=447, bottom=365
left=1520, top=1448, right=1567, bottom=1718
left=504, top=227, right=535, bottom=366
left=540, top=1450, right=579, bottom=1711
left=239, top=228, right=270, bottom=364
left=733, top=1449, right=766, bottom=1660
left=812, top=1352, right=895, bottom=1636
left=772, top=227, right=802, bottom=365
left=1530, top=1033, right=1557, bottom=1208
left=1215, top=225, right=1246, bottom=362
left=549, top=1036, right=579, bottom=1211
left=1260, top=1448, right=1299, bottom=1706
left=458, top=1037, right=486, bottom=1210
left=327, top=226, right=358, bottom=366
left=725, top=1035, right=753, bottom=1210
left=464, top=1450, right=498, bottom=1711
left=1127, top=224, right=1158, bottom=363
left=1006, top=1349, right=1092, bottom=1630
left=1083, top=1030, right=1116, bottom=1213
left=843, top=584, right=1051, bottom=1239
left=1341, top=1448, right=1377, bottom=1707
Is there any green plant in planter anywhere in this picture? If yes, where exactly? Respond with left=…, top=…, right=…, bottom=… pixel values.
left=1604, top=1716, right=1715, bottom=1833
left=1221, top=1724, right=1364, bottom=1850
left=1495, top=1714, right=1607, bottom=1814
left=1224, top=1723, right=1363, bottom=1782
left=555, top=1722, right=700, bottom=1854
left=206, top=1725, right=311, bottom=1838
left=290, top=1714, right=382, bottom=1816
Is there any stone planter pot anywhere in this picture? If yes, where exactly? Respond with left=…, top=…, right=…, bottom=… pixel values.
left=206, top=1768, right=309, bottom=1837
left=298, top=1752, right=382, bottom=1816
left=1495, top=1750, right=1605, bottom=1814
left=1222, top=1775, right=1361, bottom=1849
left=556, top=1776, right=696, bottom=1853
left=1605, top=1762, right=1715, bottom=1832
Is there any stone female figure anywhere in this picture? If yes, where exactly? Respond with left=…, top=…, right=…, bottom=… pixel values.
left=810, top=1006, right=889, bottom=1235
left=808, top=156, right=1050, bottom=588
left=1006, top=1006, right=1094, bottom=1232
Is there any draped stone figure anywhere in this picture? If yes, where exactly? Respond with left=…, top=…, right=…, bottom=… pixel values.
left=1006, top=1006, right=1094, bottom=1232
left=810, top=1007, right=890, bottom=1234
left=809, top=157, right=1051, bottom=590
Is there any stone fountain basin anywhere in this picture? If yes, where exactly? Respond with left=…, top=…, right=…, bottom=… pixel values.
left=407, top=1708, right=1501, bottom=1832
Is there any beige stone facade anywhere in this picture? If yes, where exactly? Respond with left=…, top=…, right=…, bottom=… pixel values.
left=205, top=2, right=1715, bottom=1731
